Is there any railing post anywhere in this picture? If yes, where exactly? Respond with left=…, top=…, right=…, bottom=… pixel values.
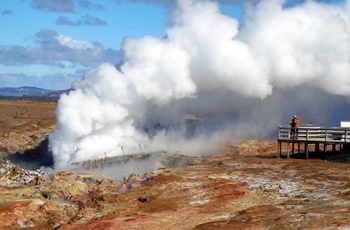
left=278, top=127, right=281, bottom=139
left=345, top=130, right=347, bottom=143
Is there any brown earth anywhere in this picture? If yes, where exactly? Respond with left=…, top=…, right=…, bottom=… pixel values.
left=0, top=100, right=56, bottom=155
left=0, top=100, right=350, bottom=229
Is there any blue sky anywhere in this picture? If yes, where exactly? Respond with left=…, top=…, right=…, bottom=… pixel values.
left=0, top=0, right=172, bottom=89
left=0, top=0, right=344, bottom=90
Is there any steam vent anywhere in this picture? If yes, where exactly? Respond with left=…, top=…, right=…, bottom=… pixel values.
left=3, top=0, right=350, bottom=229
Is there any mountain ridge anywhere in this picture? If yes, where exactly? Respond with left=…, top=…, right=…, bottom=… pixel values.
left=0, top=86, right=70, bottom=97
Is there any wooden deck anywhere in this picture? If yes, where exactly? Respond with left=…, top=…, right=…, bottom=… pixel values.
left=277, top=126, right=350, bottom=159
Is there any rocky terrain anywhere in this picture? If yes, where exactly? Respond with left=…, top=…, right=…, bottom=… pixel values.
left=0, top=100, right=350, bottom=229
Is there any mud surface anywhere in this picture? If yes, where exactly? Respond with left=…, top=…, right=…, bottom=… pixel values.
left=0, top=100, right=350, bottom=229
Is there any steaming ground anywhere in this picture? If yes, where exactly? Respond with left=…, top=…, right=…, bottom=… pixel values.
left=69, top=151, right=204, bottom=181
left=49, top=0, right=350, bottom=170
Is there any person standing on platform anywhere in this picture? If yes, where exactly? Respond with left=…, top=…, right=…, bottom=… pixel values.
left=290, top=115, right=300, bottom=139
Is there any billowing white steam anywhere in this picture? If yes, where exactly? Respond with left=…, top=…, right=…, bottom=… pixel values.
left=49, top=0, right=350, bottom=169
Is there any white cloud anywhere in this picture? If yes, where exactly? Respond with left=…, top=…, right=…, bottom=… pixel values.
left=56, top=34, right=95, bottom=50
left=0, top=29, right=122, bottom=71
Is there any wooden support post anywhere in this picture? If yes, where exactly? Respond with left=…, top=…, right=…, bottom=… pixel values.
left=315, top=143, right=320, bottom=158
left=287, top=143, right=290, bottom=158
left=305, top=143, right=309, bottom=159
left=292, top=142, right=295, bottom=155
left=332, top=144, right=336, bottom=152
left=324, top=144, right=327, bottom=158
left=278, top=142, right=281, bottom=158
left=298, top=142, right=301, bottom=154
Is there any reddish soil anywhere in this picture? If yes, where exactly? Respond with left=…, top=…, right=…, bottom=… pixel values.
left=0, top=100, right=350, bottom=229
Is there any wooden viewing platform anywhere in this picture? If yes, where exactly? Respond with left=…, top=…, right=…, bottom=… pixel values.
left=277, top=125, right=350, bottom=159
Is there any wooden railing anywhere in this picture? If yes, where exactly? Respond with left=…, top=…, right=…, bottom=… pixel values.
left=278, top=125, right=350, bottom=142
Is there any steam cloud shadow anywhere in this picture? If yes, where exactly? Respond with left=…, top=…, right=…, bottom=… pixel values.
left=7, top=138, right=54, bottom=170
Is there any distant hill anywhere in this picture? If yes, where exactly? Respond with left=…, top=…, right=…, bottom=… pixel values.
left=0, top=86, right=70, bottom=101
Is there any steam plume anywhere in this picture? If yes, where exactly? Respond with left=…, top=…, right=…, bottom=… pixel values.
left=49, top=0, right=350, bottom=170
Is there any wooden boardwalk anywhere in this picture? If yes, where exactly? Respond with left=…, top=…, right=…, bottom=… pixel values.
left=277, top=125, right=350, bottom=159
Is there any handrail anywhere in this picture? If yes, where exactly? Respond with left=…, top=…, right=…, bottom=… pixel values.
left=278, top=126, right=350, bottom=142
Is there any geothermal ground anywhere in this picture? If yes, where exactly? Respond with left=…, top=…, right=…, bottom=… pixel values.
left=0, top=100, right=350, bottom=229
